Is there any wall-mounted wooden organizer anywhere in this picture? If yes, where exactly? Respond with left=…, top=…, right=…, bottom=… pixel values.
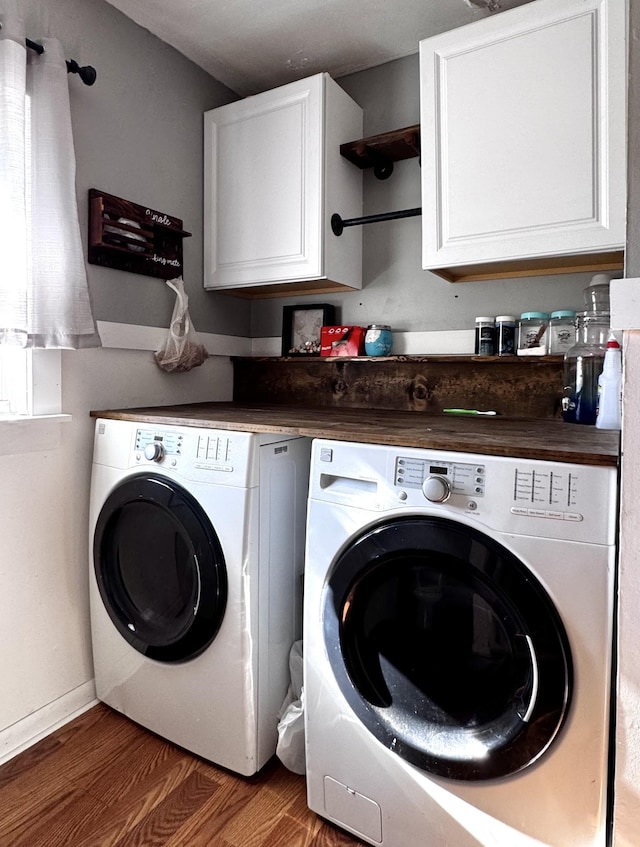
left=88, top=189, right=191, bottom=279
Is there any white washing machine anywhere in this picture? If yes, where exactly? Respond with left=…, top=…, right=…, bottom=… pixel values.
left=304, top=438, right=618, bottom=847
left=89, top=417, right=310, bottom=776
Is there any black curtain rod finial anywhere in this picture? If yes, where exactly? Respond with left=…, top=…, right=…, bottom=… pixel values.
left=24, top=36, right=97, bottom=86
left=66, top=58, right=97, bottom=86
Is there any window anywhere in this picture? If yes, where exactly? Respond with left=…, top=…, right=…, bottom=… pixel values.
left=0, top=348, right=29, bottom=417
left=0, top=348, right=64, bottom=421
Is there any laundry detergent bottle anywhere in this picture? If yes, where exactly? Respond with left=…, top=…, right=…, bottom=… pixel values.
left=595, top=335, right=622, bottom=430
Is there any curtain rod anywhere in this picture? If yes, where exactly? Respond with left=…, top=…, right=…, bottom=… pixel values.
left=25, top=36, right=97, bottom=86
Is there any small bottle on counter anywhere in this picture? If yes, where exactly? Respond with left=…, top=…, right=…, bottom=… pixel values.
left=474, top=316, right=496, bottom=356
left=364, top=324, right=393, bottom=356
left=517, top=312, right=549, bottom=356
left=548, top=311, right=577, bottom=355
left=495, top=315, right=516, bottom=356
left=595, top=335, right=622, bottom=430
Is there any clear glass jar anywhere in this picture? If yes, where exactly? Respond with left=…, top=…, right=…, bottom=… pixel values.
left=548, top=310, right=576, bottom=355
left=474, top=316, right=495, bottom=356
left=561, top=312, right=610, bottom=425
left=496, top=315, right=516, bottom=356
left=517, top=312, right=549, bottom=356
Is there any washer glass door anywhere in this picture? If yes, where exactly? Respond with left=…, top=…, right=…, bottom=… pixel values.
left=323, top=516, right=572, bottom=780
left=94, top=473, right=227, bottom=663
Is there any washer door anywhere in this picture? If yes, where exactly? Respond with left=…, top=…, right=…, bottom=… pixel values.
left=323, top=516, right=572, bottom=781
left=94, top=473, right=227, bottom=663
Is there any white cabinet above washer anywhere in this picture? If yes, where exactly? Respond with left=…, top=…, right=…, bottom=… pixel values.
left=419, top=0, right=627, bottom=282
left=203, top=73, right=363, bottom=298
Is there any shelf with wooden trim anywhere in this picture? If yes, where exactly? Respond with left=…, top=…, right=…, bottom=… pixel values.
left=431, top=250, right=625, bottom=283
left=339, top=124, right=420, bottom=179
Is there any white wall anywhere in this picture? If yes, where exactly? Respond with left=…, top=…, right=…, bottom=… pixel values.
left=0, top=345, right=232, bottom=762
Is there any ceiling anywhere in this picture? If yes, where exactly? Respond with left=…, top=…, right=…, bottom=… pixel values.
left=104, top=0, right=534, bottom=96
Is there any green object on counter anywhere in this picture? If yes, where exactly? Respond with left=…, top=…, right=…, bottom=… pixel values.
left=443, top=408, right=498, bottom=416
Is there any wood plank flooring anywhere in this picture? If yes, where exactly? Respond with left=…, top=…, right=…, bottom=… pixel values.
left=0, top=704, right=364, bottom=847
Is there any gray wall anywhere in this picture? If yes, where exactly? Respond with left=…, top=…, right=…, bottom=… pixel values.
left=21, top=0, right=249, bottom=337
left=251, top=54, right=607, bottom=340
left=22, top=2, right=612, bottom=341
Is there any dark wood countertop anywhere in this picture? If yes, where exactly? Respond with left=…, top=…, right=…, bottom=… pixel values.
left=90, top=403, right=620, bottom=467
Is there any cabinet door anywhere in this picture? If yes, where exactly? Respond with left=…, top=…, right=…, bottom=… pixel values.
left=204, top=75, right=323, bottom=289
left=420, top=0, right=626, bottom=270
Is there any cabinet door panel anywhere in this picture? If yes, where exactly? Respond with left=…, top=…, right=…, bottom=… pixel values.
left=205, top=77, right=322, bottom=288
left=216, top=102, right=308, bottom=267
left=421, top=0, right=626, bottom=269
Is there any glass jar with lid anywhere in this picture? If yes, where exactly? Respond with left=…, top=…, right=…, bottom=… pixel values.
left=474, top=316, right=496, bottom=356
left=496, top=315, right=516, bottom=356
left=548, top=311, right=576, bottom=355
left=561, top=312, right=610, bottom=425
left=517, top=312, right=549, bottom=356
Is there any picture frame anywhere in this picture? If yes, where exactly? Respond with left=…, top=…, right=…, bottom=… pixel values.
left=281, top=304, right=335, bottom=357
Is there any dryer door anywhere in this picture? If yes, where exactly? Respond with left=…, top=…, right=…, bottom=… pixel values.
left=323, top=516, right=572, bottom=780
left=93, top=473, right=227, bottom=663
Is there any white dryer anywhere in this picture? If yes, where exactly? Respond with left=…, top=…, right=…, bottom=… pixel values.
left=304, top=438, right=617, bottom=847
left=89, top=417, right=310, bottom=776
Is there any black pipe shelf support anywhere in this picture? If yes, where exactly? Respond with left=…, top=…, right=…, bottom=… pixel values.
left=331, top=207, right=422, bottom=236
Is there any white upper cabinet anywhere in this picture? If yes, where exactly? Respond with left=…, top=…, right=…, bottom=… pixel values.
left=420, top=0, right=627, bottom=278
left=204, top=73, right=363, bottom=296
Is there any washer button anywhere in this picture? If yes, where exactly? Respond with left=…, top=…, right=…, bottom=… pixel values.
left=511, top=507, right=528, bottom=516
left=564, top=512, right=584, bottom=522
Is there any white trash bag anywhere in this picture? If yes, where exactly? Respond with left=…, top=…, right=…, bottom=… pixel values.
left=154, top=277, right=208, bottom=373
left=276, top=640, right=306, bottom=774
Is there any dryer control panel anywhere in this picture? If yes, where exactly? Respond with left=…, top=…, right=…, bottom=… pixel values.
left=135, top=428, right=183, bottom=457
left=395, top=457, right=485, bottom=497
left=134, top=428, right=234, bottom=472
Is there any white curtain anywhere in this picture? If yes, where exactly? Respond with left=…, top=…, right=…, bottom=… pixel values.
left=0, top=9, right=100, bottom=348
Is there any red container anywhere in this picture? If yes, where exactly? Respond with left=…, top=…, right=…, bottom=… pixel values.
left=320, top=326, right=366, bottom=357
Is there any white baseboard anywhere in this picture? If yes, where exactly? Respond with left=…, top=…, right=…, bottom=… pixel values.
left=96, top=321, right=252, bottom=356
left=0, top=680, right=98, bottom=766
left=96, top=322, right=476, bottom=358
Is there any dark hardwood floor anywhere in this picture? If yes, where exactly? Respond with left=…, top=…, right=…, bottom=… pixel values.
left=0, top=704, right=364, bottom=846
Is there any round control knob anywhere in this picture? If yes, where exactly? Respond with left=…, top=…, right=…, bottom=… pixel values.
left=144, top=442, right=165, bottom=462
left=422, top=475, right=451, bottom=503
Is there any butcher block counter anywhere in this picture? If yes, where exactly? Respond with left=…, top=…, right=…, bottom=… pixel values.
left=90, top=403, right=620, bottom=467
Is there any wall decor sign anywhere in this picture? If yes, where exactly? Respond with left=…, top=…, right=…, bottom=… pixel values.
left=281, top=304, right=335, bottom=356
left=88, top=189, right=191, bottom=279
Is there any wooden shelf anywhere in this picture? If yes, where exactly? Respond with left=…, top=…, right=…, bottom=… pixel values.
left=340, top=125, right=420, bottom=178
left=234, top=355, right=565, bottom=364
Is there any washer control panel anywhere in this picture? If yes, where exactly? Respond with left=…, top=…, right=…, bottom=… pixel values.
left=395, top=457, right=485, bottom=497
